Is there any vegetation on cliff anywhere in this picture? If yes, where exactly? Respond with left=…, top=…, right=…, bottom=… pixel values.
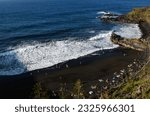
left=126, top=7, right=150, bottom=23
left=108, top=7, right=150, bottom=98
left=105, top=63, right=150, bottom=99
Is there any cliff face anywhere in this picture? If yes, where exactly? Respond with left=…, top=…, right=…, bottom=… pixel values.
left=101, top=7, right=150, bottom=99
left=125, top=7, right=150, bottom=41
left=100, top=7, right=150, bottom=51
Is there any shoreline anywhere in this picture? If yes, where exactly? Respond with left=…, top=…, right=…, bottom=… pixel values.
left=0, top=47, right=146, bottom=98
left=0, top=8, right=149, bottom=98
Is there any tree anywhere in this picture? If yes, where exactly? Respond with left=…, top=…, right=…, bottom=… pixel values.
left=72, top=79, right=85, bottom=99
left=32, top=82, right=48, bottom=99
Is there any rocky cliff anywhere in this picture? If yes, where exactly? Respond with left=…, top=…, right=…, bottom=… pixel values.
left=111, top=33, right=147, bottom=51
left=101, top=7, right=150, bottom=99
left=100, top=7, right=150, bottom=51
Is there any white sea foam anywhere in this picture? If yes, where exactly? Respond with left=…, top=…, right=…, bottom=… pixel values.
left=97, top=11, right=111, bottom=15
left=88, top=30, right=95, bottom=33
left=97, top=11, right=121, bottom=15
left=0, top=31, right=118, bottom=75
left=89, top=31, right=112, bottom=40
left=114, top=24, right=142, bottom=39
left=0, top=24, right=142, bottom=76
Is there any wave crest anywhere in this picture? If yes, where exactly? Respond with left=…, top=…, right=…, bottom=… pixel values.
left=0, top=24, right=142, bottom=76
left=0, top=31, right=118, bottom=75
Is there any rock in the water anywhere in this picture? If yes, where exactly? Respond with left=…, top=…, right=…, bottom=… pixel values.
left=99, top=13, right=120, bottom=22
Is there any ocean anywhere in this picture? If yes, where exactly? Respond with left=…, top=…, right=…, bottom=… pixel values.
left=0, top=0, right=149, bottom=75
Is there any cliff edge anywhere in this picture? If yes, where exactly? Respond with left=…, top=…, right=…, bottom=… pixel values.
left=101, top=7, right=150, bottom=99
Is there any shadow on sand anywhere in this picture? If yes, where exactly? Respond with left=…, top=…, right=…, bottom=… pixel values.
left=0, top=52, right=35, bottom=98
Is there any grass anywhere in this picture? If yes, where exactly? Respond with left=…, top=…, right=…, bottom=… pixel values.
left=107, top=63, right=150, bottom=99
left=32, top=82, right=49, bottom=99
left=106, top=7, right=150, bottom=99
left=126, top=7, right=150, bottom=23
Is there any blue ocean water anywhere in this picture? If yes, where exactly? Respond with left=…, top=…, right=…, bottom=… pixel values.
left=0, top=0, right=149, bottom=75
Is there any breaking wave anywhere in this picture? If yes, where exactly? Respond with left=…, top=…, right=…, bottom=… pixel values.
left=114, top=24, right=142, bottom=39
left=0, top=24, right=142, bottom=76
left=97, top=11, right=121, bottom=15
left=97, top=11, right=111, bottom=15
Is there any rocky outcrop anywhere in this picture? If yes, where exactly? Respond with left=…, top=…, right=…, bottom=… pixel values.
left=100, top=13, right=120, bottom=22
left=111, top=33, right=147, bottom=51
left=100, top=7, right=150, bottom=24
left=101, top=7, right=150, bottom=99
left=99, top=12, right=133, bottom=23
left=99, top=7, right=150, bottom=51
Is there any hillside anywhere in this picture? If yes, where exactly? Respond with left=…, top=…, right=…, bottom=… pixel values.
left=105, top=62, right=150, bottom=99
left=106, top=7, right=150, bottom=99
left=126, top=7, right=150, bottom=23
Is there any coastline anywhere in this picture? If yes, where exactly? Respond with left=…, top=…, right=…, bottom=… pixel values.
left=0, top=7, right=149, bottom=98
left=0, top=48, right=146, bottom=98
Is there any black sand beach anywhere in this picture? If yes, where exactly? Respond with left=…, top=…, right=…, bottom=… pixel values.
left=0, top=10, right=149, bottom=99
left=0, top=47, right=146, bottom=98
